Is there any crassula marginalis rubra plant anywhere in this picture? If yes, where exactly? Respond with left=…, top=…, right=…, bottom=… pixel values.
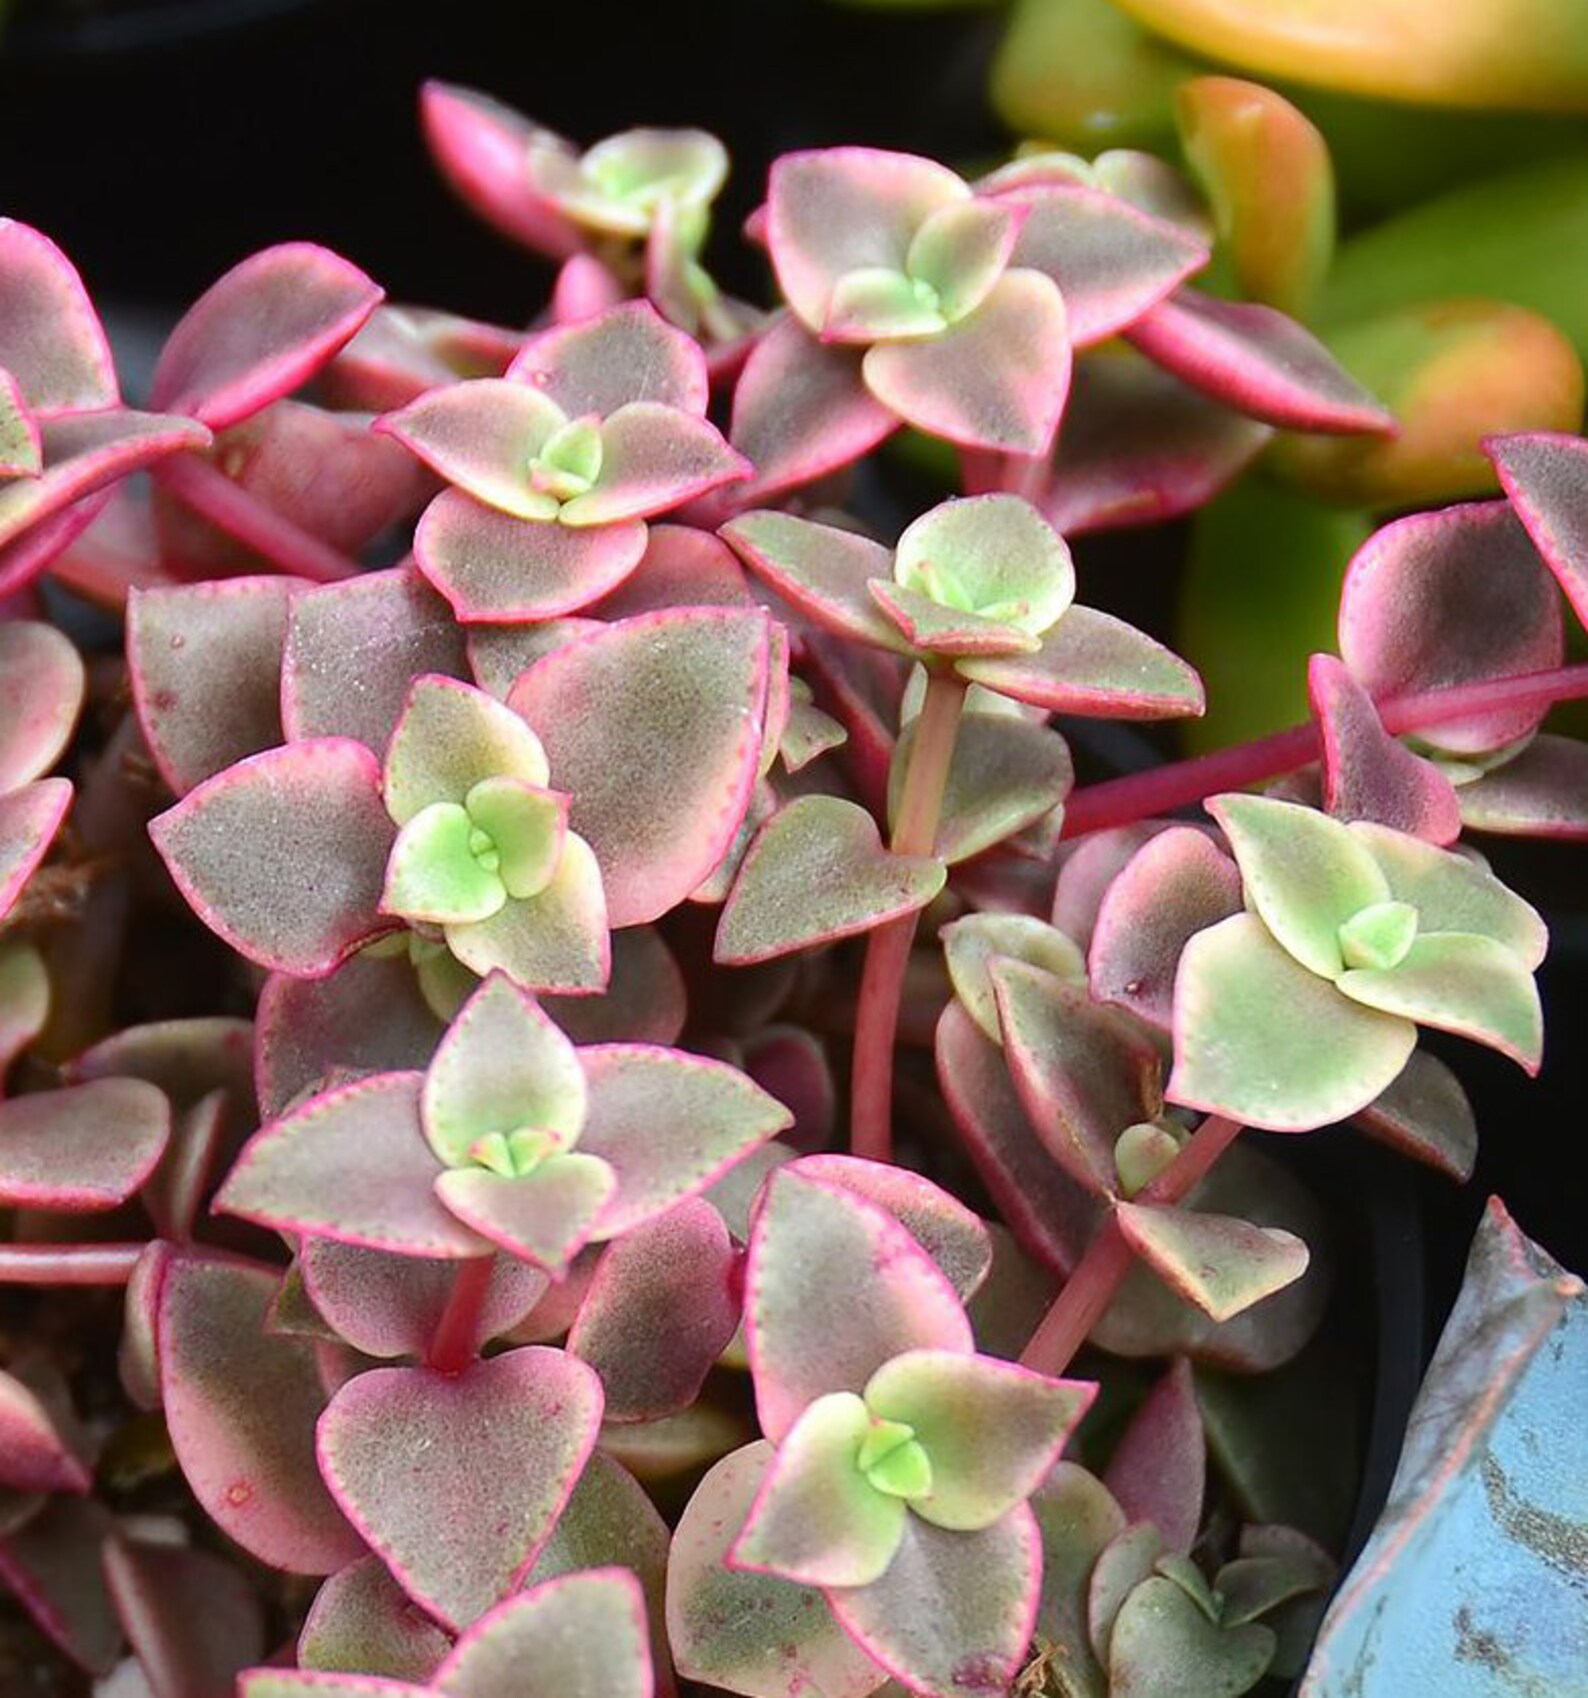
left=2, top=76, right=1587, bottom=1698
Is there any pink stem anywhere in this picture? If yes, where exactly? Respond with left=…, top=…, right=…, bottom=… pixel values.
left=1019, top=1114, right=1245, bottom=1377
left=154, top=454, right=361, bottom=583
left=1063, top=661, right=1588, bottom=839
left=851, top=670, right=967, bottom=1163
left=0, top=1242, right=146, bottom=1285
left=427, top=1256, right=496, bottom=1376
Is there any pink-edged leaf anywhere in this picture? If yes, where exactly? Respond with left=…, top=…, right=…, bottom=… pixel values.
left=316, top=1347, right=602, bottom=1631
left=577, top=1043, right=791, bottom=1237
left=559, top=404, right=748, bottom=527
left=864, top=270, right=1070, bottom=456
left=383, top=674, right=548, bottom=826
left=990, top=961, right=1161, bottom=1196
left=1116, top=1201, right=1311, bottom=1323
left=0, top=1364, right=92, bottom=1495
left=0, top=411, right=212, bottom=551
left=240, top=1674, right=429, bottom=1697
left=667, top=1442, right=887, bottom=1698
left=1338, top=500, right=1562, bottom=754
left=587, top=522, right=756, bottom=619
left=217, top=1072, right=487, bottom=1258
left=0, top=778, right=72, bottom=921
left=160, top=1256, right=362, bottom=1573
left=1458, top=734, right=1588, bottom=839
left=935, top=1001, right=1102, bottom=1277
left=300, top=1556, right=452, bottom=1683
left=725, top=316, right=896, bottom=506
left=745, top=1164, right=973, bottom=1444
left=435, top=1154, right=616, bottom=1273
left=1028, top=1464, right=1127, bottom=1697
left=943, top=911, right=1086, bottom=1045
left=255, top=953, right=445, bottom=1120
left=466, top=620, right=602, bottom=700
left=377, top=378, right=564, bottom=518
left=1043, top=346, right=1271, bottom=536
left=0, top=940, right=50, bottom=1088
left=827, top=1506, right=1041, bottom=1698
left=117, top=1242, right=171, bottom=1414
left=434, top=1568, right=651, bottom=1698
left=568, top=1197, right=741, bottom=1422
left=508, top=608, right=772, bottom=927
left=542, top=924, right=686, bottom=1045
left=1310, top=653, right=1461, bottom=843
left=151, top=244, right=382, bottom=431
left=0, top=490, right=110, bottom=598
left=302, top=1240, right=544, bottom=1360
left=0, top=367, right=41, bottom=475
left=416, top=489, right=648, bottom=623
left=102, top=1533, right=267, bottom=1698
left=327, top=303, right=521, bottom=410
left=0, top=219, right=117, bottom=413
left=127, top=576, right=297, bottom=796
left=0, top=1495, right=121, bottom=1674
left=1126, top=290, right=1392, bottom=433
left=552, top=253, right=628, bottom=325
left=1000, top=184, right=1208, bottom=346
left=0, top=1078, right=170, bottom=1211
left=1352, top=1049, right=1477, bottom=1182
left=721, top=509, right=908, bottom=652
left=1090, top=826, right=1243, bottom=1033
left=509, top=301, right=710, bottom=419
left=1169, top=913, right=1415, bottom=1132
left=0, top=620, right=84, bottom=792
left=869, top=581, right=1036, bottom=659
left=1489, top=431, right=1588, bottom=629
left=66, top=1015, right=254, bottom=1113
left=960, top=605, right=1204, bottom=719
left=420, top=83, right=583, bottom=259
left=150, top=740, right=394, bottom=978
left=717, top=796, right=945, bottom=965
left=1101, top=1358, right=1204, bottom=1555
left=281, top=565, right=469, bottom=754
left=766, top=149, right=968, bottom=335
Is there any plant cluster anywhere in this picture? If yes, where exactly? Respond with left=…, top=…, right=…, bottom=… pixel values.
left=3, top=77, right=1587, bottom=1698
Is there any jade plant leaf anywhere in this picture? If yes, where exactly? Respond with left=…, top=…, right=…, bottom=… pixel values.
left=316, top=1347, right=603, bottom=1630
left=716, top=796, right=947, bottom=965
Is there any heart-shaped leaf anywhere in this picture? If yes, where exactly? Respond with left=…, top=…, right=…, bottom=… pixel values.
left=384, top=675, right=549, bottom=826
left=716, top=796, right=946, bottom=965
left=1107, top=1575, right=1275, bottom=1698
left=1116, top=1203, right=1311, bottom=1323
left=299, top=1556, right=452, bottom=1682
left=0, top=1078, right=169, bottom=1211
left=316, top=1347, right=602, bottom=1630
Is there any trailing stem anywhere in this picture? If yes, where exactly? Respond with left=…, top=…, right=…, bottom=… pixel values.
left=1062, top=660, right=1588, bottom=839
left=0, top=1243, right=146, bottom=1285
left=1019, top=1113, right=1246, bottom=1377
left=426, top=1255, right=497, bottom=1376
left=850, top=669, right=967, bottom=1163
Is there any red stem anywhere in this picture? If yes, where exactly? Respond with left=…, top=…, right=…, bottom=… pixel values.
left=154, top=455, right=361, bottom=584
left=1019, top=1114, right=1245, bottom=1377
left=426, top=1256, right=496, bottom=1376
left=1062, top=661, right=1588, bottom=839
left=0, top=1243, right=146, bottom=1285
left=850, top=671, right=967, bottom=1163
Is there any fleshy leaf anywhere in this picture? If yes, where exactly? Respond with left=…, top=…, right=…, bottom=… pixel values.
left=907, top=198, right=1022, bottom=325
left=0, top=1362, right=91, bottom=1495
left=160, top=1256, right=362, bottom=1574
left=557, top=404, right=748, bottom=527
left=0, top=1078, right=169, bottom=1210
left=745, top=1164, right=973, bottom=1445
left=436, top=1153, right=616, bottom=1272
left=717, top=796, right=946, bottom=965
left=1489, top=431, right=1588, bottom=630
left=1029, top=1464, right=1128, bottom=1698
left=0, top=1496, right=121, bottom=1675
left=151, top=244, right=382, bottom=431
left=509, top=608, right=772, bottom=926
left=1352, top=1049, right=1477, bottom=1181
left=1107, top=1575, right=1274, bottom=1698
left=1102, top=1359, right=1204, bottom=1556
left=943, top=912, right=1086, bottom=1044
left=1169, top=913, right=1416, bottom=1132
left=510, top=301, right=710, bottom=418
left=299, top=1557, right=452, bottom=1683
left=0, top=219, right=117, bottom=412
left=382, top=803, right=507, bottom=926
left=317, top=1348, right=602, bottom=1630
left=383, top=675, right=549, bottom=826
left=0, top=940, right=50, bottom=1087
left=0, top=779, right=72, bottom=922
left=216, top=1072, right=489, bottom=1257
left=1116, top=1203, right=1311, bottom=1323
left=149, top=739, right=393, bottom=977
left=1457, top=734, right=1588, bottom=839
left=0, top=368, right=40, bottom=475
left=894, top=494, right=1074, bottom=638
left=377, top=379, right=565, bottom=518
left=0, top=620, right=85, bottom=793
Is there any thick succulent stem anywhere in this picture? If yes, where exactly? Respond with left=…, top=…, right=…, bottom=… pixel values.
left=1062, top=660, right=1588, bottom=839
left=0, top=1243, right=146, bottom=1285
left=1018, top=1113, right=1245, bottom=1377
left=426, top=1255, right=497, bottom=1376
left=155, top=454, right=362, bottom=584
left=851, top=669, right=967, bottom=1163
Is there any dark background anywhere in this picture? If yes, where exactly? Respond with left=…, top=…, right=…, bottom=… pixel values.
left=3, top=0, right=1584, bottom=1329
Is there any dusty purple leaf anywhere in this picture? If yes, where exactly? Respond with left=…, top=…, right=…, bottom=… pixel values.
left=127, top=577, right=297, bottom=796
left=509, top=302, right=710, bottom=419
left=0, top=219, right=117, bottom=413
left=1126, top=290, right=1392, bottom=434
left=509, top=608, right=772, bottom=926
left=149, top=739, right=394, bottom=978
left=160, top=1256, right=362, bottom=1573
left=1101, top=1359, right=1205, bottom=1555
left=587, top=522, right=755, bottom=619
left=0, top=620, right=85, bottom=793
left=1055, top=823, right=1182, bottom=951
left=0, top=1077, right=170, bottom=1211
left=1457, top=734, right=1588, bottom=839
left=0, top=779, right=73, bottom=923
left=316, top=1346, right=602, bottom=1630
left=150, top=244, right=382, bottom=431
left=299, top=1556, right=452, bottom=1683
left=1352, top=1050, right=1477, bottom=1181
left=1117, top=1202, right=1311, bottom=1323
left=324, top=301, right=520, bottom=411
left=542, top=925, right=686, bottom=1046
left=0, top=1362, right=92, bottom=1496
left=0, top=1495, right=120, bottom=1674
left=1489, top=430, right=1588, bottom=630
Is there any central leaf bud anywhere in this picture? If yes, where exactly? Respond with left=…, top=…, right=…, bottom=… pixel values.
left=529, top=415, right=604, bottom=503
left=1338, top=899, right=1420, bottom=973
left=466, top=1124, right=566, bottom=1179
left=857, top=1417, right=934, bottom=1500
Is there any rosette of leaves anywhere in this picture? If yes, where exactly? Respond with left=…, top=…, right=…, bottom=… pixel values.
left=669, top=1161, right=1093, bottom=1698
left=377, top=302, right=750, bottom=622
left=1171, top=793, right=1548, bottom=1130
left=217, top=971, right=791, bottom=1273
